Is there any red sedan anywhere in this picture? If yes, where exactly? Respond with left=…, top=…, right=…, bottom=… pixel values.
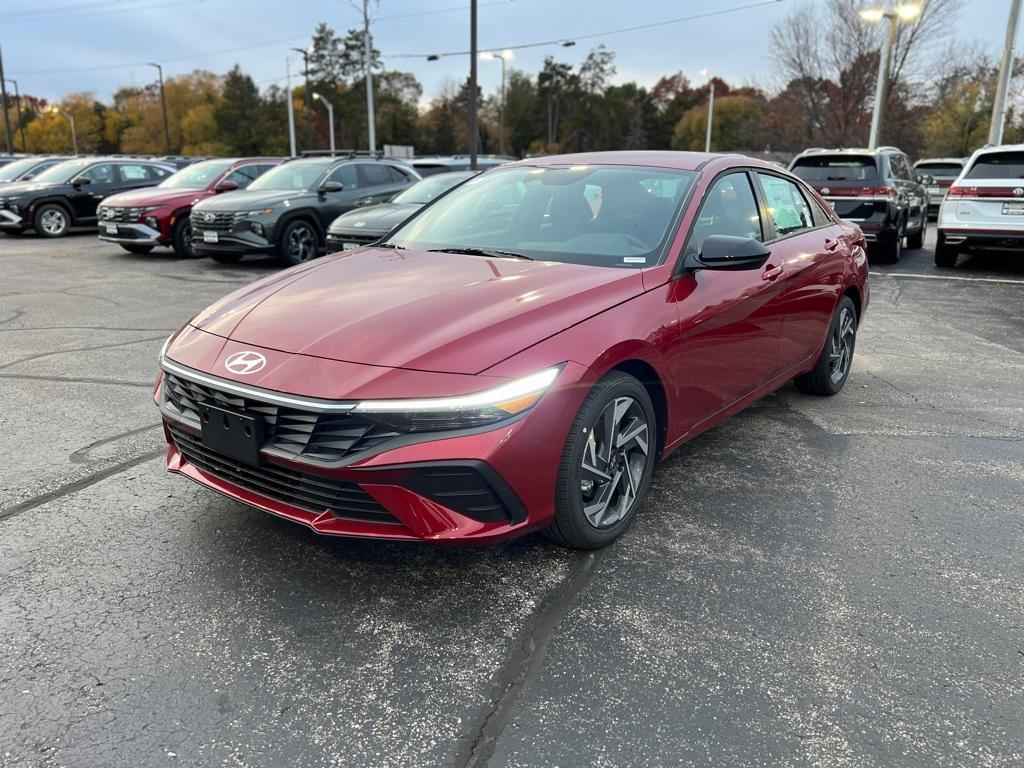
left=156, top=151, right=868, bottom=549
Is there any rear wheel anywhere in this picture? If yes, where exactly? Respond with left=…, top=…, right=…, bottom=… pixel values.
left=794, top=296, right=857, bottom=397
left=208, top=252, right=243, bottom=264
left=545, top=371, right=657, bottom=550
left=934, top=231, right=958, bottom=268
left=33, top=203, right=70, bottom=238
left=277, top=220, right=319, bottom=266
left=171, top=217, right=196, bottom=258
left=119, top=244, right=153, bottom=254
left=906, top=211, right=926, bottom=249
left=875, top=225, right=902, bottom=263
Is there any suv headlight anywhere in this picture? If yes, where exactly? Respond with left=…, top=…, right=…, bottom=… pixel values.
left=352, top=366, right=562, bottom=433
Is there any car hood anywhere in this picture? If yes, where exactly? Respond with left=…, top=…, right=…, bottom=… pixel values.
left=102, top=186, right=204, bottom=208
left=191, top=247, right=645, bottom=375
left=328, top=203, right=419, bottom=234
left=195, top=188, right=309, bottom=210
left=0, top=181, right=62, bottom=199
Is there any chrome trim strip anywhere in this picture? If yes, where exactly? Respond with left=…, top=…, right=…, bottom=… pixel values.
left=161, top=357, right=357, bottom=412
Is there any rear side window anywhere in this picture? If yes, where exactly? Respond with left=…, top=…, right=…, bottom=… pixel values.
left=685, top=172, right=763, bottom=257
left=119, top=164, right=150, bottom=181
left=964, top=152, right=1024, bottom=180
left=889, top=155, right=912, bottom=180
left=360, top=163, right=394, bottom=187
left=757, top=173, right=814, bottom=237
left=791, top=156, right=879, bottom=183
left=386, top=165, right=411, bottom=183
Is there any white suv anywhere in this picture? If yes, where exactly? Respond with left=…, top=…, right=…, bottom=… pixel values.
left=936, top=144, right=1024, bottom=267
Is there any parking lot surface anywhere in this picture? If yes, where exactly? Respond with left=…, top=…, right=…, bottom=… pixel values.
left=1, top=233, right=1022, bottom=767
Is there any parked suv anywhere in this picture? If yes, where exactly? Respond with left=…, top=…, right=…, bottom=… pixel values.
left=789, top=146, right=928, bottom=262
left=914, top=157, right=965, bottom=218
left=97, top=157, right=280, bottom=256
left=0, top=157, right=174, bottom=237
left=935, top=144, right=1024, bottom=268
left=191, top=155, right=419, bottom=265
left=0, top=156, right=71, bottom=187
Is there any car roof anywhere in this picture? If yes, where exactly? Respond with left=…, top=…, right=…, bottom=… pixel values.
left=502, top=150, right=785, bottom=174
left=914, top=157, right=964, bottom=165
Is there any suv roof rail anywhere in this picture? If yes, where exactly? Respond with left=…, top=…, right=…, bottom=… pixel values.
left=298, top=149, right=387, bottom=159
left=875, top=146, right=901, bottom=153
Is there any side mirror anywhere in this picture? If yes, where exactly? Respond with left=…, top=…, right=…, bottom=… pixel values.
left=319, top=181, right=344, bottom=194
left=71, top=176, right=91, bottom=187
left=215, top=179, right=239, bottom=193
left=683, top=235, right=771, bottom=272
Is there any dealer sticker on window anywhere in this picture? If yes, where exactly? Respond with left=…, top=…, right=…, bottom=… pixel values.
left=623, top=257, right=646, bottom=264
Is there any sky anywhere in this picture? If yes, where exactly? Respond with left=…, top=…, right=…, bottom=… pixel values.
left=0, top=0, right=1014, bottom=105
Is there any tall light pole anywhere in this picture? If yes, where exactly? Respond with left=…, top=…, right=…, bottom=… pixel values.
left=989, top=0, right=1023, bottom=146
left=361, top=0, right=377, bottom=153
left=4, top=78, right=25, bottom=151
left=291, top=47, right=313, bottom=151
left=0, top=46, right=12, bottom=154
left=469, top=0, right=478, bottom=169
left=480, top=49, right=513, bottom=155
left=50, top=106, right=77, bottom=154
left=146, top=62, right=171, bottom=154
left=312, top=92, right=335, bottom=154
left=285, top=56, right=297, bottom=157
left=700, top=69, right=715, bottom=153
left=860, top=3, right=922, bottom=149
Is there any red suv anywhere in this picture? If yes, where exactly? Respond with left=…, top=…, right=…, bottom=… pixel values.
left=98, top=158, right=280, bottom=257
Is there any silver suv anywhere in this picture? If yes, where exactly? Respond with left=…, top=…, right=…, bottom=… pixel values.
left=936, top=144, right=1024, bottom=268
left=913, top=157, right=964, bottom=218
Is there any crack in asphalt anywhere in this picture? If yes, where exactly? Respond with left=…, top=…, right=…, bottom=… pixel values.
left=0, top=334, right=167, bottom=371
left=0, top=325, right=175, bottom=333
left=0, top=449, right=165, bottom=523
left=0, top=373, right=152, bottom=388
left=69, top=423, right=162, bottom=464
left=455, top=549, right=607, bottom=768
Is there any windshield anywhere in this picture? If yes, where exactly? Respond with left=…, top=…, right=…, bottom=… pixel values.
left=915, top=162, right=962, bottom=178
left=248, top=160, right=329, bottom=191
left=32, top=158, right=94, bottom=184
left=392, top=172, right=475, bottom=205
left=159, top=159, right=234, bottom=189
left=383, top=165, right=696, bottom=268
left=0, top=158, right=48, bottom=182
left=791, top=156, right=879, bottom=182
left=965, top=152, right=1024, bottom=179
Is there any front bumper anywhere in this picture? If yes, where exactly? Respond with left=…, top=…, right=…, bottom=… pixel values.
left=192, top=228, right=276, bottom=255
left=0, top=209, right=25, bottom=230
left=156, top=358, right=589, bottom=544
left=98, top=221, right=164, bottom=246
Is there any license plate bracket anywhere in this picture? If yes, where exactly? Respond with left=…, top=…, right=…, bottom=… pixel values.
left=198, top=404, right=264, bottom=466
left=1001, top=201, right=1024, bottom=215
left=203, top=230, right=219, bottom=243
left=105, top=223, right=118, bottom=235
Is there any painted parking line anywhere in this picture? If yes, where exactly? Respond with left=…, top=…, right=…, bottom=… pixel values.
left=868, top=271, right=1024, bottom=286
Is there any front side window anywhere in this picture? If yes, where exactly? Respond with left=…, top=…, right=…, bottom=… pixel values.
left=684, top=172, right=762, bottom=258
left=965, top=152, right=1024, bottom=180
left=81, top=164, right=115, bottom=184
left=224, top=166, right=261, bottom=188
left=327, top=163, right=361, bottom=190
left=248, top=160, right=332, bottom=191
left=757, top=173, right=814, bottom=238
left=384, top=164, right=696, bottom=268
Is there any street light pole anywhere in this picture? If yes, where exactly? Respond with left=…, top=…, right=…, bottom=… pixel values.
left=481, top=50, right=512, bottom=155
left=285, top=57, right=297, bottom=157
left=147, top=62, right=171, bottom=154
left=312, top=93, right=335, bottom=154
left=0, top=46, right=12, bottom=154
left=469, top=0, right=478, bottom=169
left=699, top=69, right=714, bottom=152
left=51, top=107, right=77, bottom=154
left=861, top=4, right=922, bottom=149
left=291, top=47, right=313, bottom=152
left=4, top=79, right=25, bottom=151
left=989, top=0, right=1023, bottom=146
left=362, top=0, right=377, bottom=153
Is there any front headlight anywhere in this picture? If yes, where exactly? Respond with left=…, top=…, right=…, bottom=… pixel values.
left=244, top=208, right=274, bottom=217
left=353, top=366, right=562, bottom=433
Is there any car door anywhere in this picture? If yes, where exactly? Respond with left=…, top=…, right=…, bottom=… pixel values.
left=754, top=171, right=847, bottom=373
left=70, top=162, right=117, bottom=222
left=665, top=170, right=787, bottom=435
left=316, top=163, right=365, bottom=229
left=116, top=163, right=160, bottom=194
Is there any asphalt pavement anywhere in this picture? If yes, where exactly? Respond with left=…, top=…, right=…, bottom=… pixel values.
left=1, top=232, right=1022, bottom=767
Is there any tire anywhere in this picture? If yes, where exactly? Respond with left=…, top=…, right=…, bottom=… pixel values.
left=171, top=216, right=196, bottom=258
left=545, top=371, right=657, bottom=550
left=276, top=219, right=320, bottom=266
left=906, top=212, right=925, bottom=250
left=208, top=252, right=243, bottom=264
left=874, top=226, right=902, bottom=263
left=119, top=244, right=154, bottom=254
left=934, top=231, right=958, bottom=268
left=794, top=295, right=857, bottom=397
left=33, top=203, right=71, bottom=238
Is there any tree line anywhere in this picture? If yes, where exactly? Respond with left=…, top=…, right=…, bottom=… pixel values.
left=3, top=0, right=1017, bottom=161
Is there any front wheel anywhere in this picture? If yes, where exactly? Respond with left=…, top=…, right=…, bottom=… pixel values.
left=794, top=295, right=857, bottom=397
left=33, top=203, right=70, bottom=238
left=171, top=217, right=196, bottom=258
left=277, top=220, right=320, bottom=266
left=545, top=371, right=657, bottom=550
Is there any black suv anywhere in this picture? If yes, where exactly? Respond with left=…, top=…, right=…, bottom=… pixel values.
left=789, top=146, right=928, bottom=262
left=0, top=157, right=174, bottom=237
left=190, top=155, right=419, bottom=265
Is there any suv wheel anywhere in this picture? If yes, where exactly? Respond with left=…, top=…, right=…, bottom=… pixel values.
left=875, top=222, right=903, bottom=263
left=906, top=211, right=926, bottom=250
left=277, top=220, right=319, bottom=266
left=34, top=203, right=70, bottom=238
left=545, top=371, right=657, bottom=550
left=934, top=231, right=958, bottom=268
left=171, top=217, right=196, bottom=258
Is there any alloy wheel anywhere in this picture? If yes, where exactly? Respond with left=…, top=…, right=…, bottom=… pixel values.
left=829, top=306, right=855, bottom=384
left=288, top=226, right=315, bottom=262
left=579, top=396, right=650, bottom=529
left=41, top=209, right=66, bottom=235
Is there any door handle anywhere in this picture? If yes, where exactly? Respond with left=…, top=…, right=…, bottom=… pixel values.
left=762, top=264, right=783, bottom=281
left=824, top=238, right=840, bottom=251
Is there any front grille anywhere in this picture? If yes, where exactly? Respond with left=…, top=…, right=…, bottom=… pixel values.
left=99, top=206, right=144, bottom=222
left=191, top=210, right=243, bottom=232
left=168, top=424, right=397, bottom=524
left=163, top=371, right=400, bottom=464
